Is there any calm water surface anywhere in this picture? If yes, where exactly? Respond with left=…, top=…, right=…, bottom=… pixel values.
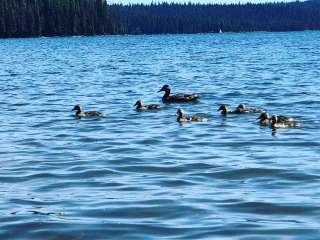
left=0, top=32, right=320, bottom=239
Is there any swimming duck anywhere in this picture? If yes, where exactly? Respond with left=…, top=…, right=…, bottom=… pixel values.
left=158, top=84, right=198, bottom=103
left=176, top=108, right=207, bottom=123
left=217, top=105, right=233, bottom=115
left=72, top=104, right=103, bottom=118
left=134, top=100, right=161, bottom=110
left=257, top=112, right=297, bottom=127
left=271, top=115, right=299, bottom=128
left=234, top=104, right=264, bottom=114
left=218, top=104, right=263, bottom=115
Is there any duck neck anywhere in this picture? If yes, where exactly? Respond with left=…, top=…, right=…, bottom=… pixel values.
left=136, top=103, right=142, bottom=110
left=162, top=89, right=170, bottom=101
left=177, top=112, right=184, bottom=121
left=76, top=109, right=81, bottom=116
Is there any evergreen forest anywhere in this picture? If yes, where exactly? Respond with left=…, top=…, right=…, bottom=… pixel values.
left=0, top=0, right=115, bottom=37
left=111, top=0, right=320, bottom=34
left=1, top=0, right=320, bottom=38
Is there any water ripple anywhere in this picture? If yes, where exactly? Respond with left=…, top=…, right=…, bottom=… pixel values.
left=1, top=32, right=320, bottom=239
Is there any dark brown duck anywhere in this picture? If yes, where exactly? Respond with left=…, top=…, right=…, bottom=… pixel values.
left=257, top=112, right=297, bottom=127
left=218, top=104, right=263, bottom=115
left=176, top=108, right=207, bottom=123
left=134, top=100, right=161, bottom=110
left=158, top=85, right=198, bottom=103
left=72, top=104, right=103, bottom=118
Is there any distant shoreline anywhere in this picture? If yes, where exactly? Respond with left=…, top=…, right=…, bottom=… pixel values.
left=1, top=0, right=319, bottom=38
left=1, top=30, right=319, bottom=40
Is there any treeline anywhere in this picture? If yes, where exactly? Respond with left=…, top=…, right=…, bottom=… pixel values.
left=0, top=0, right=117, bottom=38
left=1, top=0, right=320, bottom=38
left=110, top=0, right=320, bottom=34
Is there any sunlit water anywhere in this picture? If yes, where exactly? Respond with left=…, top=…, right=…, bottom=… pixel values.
left=1, top=32, right=320, bottom=239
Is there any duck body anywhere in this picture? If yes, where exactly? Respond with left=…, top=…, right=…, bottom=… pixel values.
left=72, top=105, right=103, bottom=118
left=159, top=85, right=198, bottom=103
left=247, top=108, right=264, bottom=113
left=176, top=108, right=207, bottom=123
left=134, top=100, right=161, bottom=111
left=271, top=121, right=298, bottom=129
left=275, top=115, right=295, bottom=123
left=271, top=115, right=299, bottom=128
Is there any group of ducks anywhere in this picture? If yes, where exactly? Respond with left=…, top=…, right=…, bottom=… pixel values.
left=72, top=84, right=299, bottom=129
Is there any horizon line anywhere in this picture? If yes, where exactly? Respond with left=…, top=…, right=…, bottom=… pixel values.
left=108, top=0, right=301, bottom=5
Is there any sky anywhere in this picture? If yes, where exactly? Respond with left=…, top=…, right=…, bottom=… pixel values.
left=108, top=0, right=294, bottom=4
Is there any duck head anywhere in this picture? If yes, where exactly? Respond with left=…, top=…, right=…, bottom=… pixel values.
left=217, top=105, right=228, bottom=114
left=134, top=100, right=143, bottom=108
left=158, top=84, right=171, bottom=93
left=72, top=104, right=81, bottom=112
left=257, top=112, right=270, bottom=121
left=237, top=104, right=246, bottom=110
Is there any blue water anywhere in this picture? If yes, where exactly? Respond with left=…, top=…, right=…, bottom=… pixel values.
left=1, top=31, right=320, bottom=239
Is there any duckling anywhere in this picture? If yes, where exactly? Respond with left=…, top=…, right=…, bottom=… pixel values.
left=158, top=84, right=198, bottom=103
left=271, top=115, right=299, bottom=128
left=219, top=104, right=264, bottom=115
left=176, top=108, right=207, bottom=123
left=257, top=112, right=297, bottom=127
left=72, top=104, right=103, bottom=118
left=134, top=100, right=161, bottom=110
left=235, top=104, right=264, bottom=114
left=217, top=105, right=234, bottom=115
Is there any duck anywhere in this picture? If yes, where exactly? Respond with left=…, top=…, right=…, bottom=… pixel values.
left=72, top=104, right=103, bottom=118
left=257, top=112, right=297, bottom=127
left=134, top=100, right=161, bottom=110
left=271, top=115, right=299, bottom=128
left=234, top=104, right=264, bottom=114
left=176, top=108, right=208, bottom=123
left=218, top=104, right=263, bottom=115
left=158, top=84, right=198, bottom=103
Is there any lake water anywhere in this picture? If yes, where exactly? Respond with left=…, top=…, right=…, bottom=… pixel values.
left=1, top=32, right=320, bottom=239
